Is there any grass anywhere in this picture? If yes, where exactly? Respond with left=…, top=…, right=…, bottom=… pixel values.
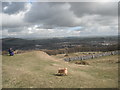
left=2, top=51, right=119, bottom=88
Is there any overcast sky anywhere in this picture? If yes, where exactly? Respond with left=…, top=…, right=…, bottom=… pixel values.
left=1, top=1, right=118, bottom=38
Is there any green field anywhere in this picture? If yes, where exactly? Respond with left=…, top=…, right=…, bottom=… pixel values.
left=2, top=51, right=119, bottom=88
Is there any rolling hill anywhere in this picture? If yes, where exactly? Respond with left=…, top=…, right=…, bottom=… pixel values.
left=2, top=51, right=119, bottom=88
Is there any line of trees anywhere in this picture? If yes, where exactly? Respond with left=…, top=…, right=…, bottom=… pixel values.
left=44, top=45, right=119, bottom=55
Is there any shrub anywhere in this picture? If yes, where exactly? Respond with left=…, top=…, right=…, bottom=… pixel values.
left=2, top=51, right=8, bottom=55
left=75, top=61, right=89, bottom=65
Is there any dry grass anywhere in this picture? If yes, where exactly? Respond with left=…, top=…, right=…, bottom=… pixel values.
left=2, top=51, right=118, bottom=88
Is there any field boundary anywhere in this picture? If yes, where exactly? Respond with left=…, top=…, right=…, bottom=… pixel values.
left=64, top=51, right=119, bottom=62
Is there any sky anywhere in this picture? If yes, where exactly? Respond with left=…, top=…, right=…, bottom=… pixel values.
left=1, top=1, right=118, bottom=38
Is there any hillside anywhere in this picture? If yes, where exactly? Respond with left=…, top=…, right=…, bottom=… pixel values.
left=2, top=51, right=118, bottom=88
left=2, top=36, right=118, bottom=52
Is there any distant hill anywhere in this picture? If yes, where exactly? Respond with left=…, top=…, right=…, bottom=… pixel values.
left=2, top=36, right=118, bottom=51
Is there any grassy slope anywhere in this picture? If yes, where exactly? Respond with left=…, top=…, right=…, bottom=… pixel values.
left=2, top=51, right=118, bottom=88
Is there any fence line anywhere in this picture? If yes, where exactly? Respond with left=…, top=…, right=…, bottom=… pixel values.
left=64, top=51, right=119, bottom=62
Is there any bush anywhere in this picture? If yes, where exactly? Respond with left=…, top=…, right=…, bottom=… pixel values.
left=64, top=54, right=69, bottom=57
left=2, top=51, right=8, bottom=55
left=75, top=61, right=89, bottom=65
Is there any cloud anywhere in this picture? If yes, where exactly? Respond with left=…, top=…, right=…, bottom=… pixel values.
left=24, top=2, right=117, bottom=27
left=2, top=13, right=25, bottom=28
left=2, top=2, right=26, bottom=14
left=69, top=2, right=118, bottom=17
left=24, top=2, right=81, bottom=28
left=2, top=25, right=81, bottom=38
left=1, top=2, right=118, bottom=38
left=2, top=3, right=31, bottom=29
